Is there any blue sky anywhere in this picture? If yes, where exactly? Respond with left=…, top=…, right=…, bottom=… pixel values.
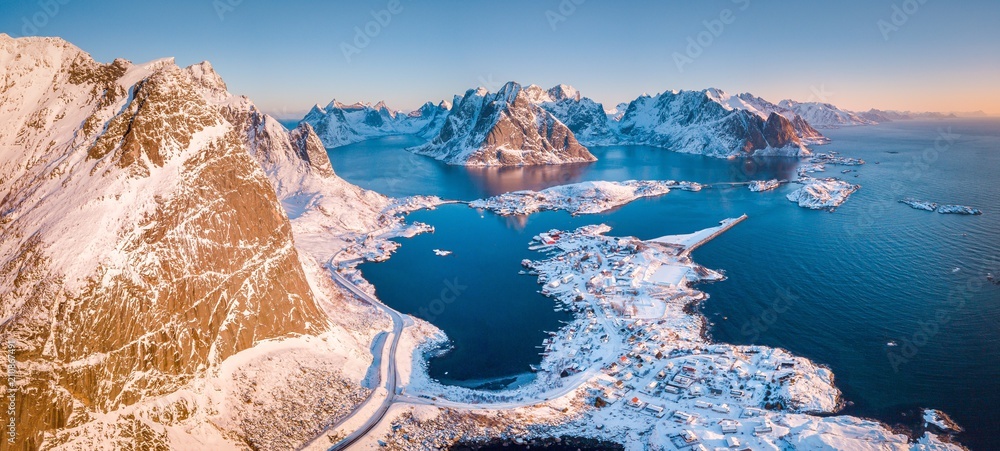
left=3, top=0, right=998, bottom=117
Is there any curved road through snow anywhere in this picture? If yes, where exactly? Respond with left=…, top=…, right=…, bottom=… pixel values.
left=323, top=267, right=625, bottom=449
left=327, top=271, right=404, bottom=451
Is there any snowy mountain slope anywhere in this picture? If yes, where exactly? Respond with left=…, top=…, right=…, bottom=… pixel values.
left=410, top=82, right=597, bottom=166
left=857, top=108, right=959, bottom=122
left=301, top=99, right=449, bottom=148
left=778, top=99, right=878, bottom=128
left=731, top=92, right=830, bottom=144
left=523, top=84, right=620, bottom=146
left=606, top=102, right=630, bottom=121
left=0, top=34, right=392, bottom=449
left=615, top=88, right=811, bottom=157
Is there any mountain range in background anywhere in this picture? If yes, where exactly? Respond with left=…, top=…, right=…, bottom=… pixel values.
left=301, top=83, right=984, bottom=166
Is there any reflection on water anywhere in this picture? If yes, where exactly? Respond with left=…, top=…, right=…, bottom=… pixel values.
left=326, top=134, right=802, bottom=201
left=464, top=163, right=591, bottom=196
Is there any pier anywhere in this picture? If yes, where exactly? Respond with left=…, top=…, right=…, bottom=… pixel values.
left=649, top=214, right=748, bottom=257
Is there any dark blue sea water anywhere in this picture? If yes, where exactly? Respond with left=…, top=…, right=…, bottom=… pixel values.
left=319, top=119, right=1000, bottom=449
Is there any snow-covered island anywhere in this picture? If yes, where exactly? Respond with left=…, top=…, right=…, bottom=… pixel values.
left=899, top=198, right=939, bottom=211
left=784, top=151, right=865, bottom=211
left=810, top=152, right=865, bottom=166
left=385, top=218, right=962, bottom=450
left=469, top=180, right=702, bottom=216
left=787, top=178, right=861, bottom=211
left=937, top=204, right=983, bottom=215
left=900, top=199, right=982, bottom=215
left=796, top=151, right=865, bottom=178
left=748, top=179, right=782, bottom=192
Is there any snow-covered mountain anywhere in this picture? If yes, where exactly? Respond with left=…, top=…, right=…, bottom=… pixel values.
left=0, top=34, right=393, bottom=449
left=410, top=82, right=597, bottom=166
left=777, top=99, right=879, bottom=128
left=727, top=92, right=830, bottom=144
left=606, top=102, right=630, bottom=121
left=522, top=84, right=619, bottom=146
left=857, top=108, right=961, bottom=122
left=615, top=88, right=810, bottom=158
left=301, top=98, right=449, bottom=148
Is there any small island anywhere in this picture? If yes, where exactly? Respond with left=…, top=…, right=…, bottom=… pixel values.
left=900, top=198, right=982, bottom=215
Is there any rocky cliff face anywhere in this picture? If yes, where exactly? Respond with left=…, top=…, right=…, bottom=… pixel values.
left=0, top=34, right=384, bottom=450
left=733, top=93, right=829, bottom=144
left=523, top=84, right=619, bottom=146
left=615, top=89, right=810, bottom=157
left=410, top=82, right=597, bottom=166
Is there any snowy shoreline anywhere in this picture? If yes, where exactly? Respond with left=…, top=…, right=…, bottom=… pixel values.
left=469, top=180, right=702, bottom=216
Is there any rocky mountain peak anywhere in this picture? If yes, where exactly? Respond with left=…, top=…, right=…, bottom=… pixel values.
left=493, top=81, right=524, bottom=105
left=548, top=84, right=581, bottom=102
left=290, top=122, right=336, bottom=178
left=410, top=82, right=595, bottom=166
left=1, top=35, right=333, bottom=444
left=185, top=60, right=228, bottom=96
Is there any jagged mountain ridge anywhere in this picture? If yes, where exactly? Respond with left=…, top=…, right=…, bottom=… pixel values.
left=410, top=82, right=597, bottom=166
left=305, top=84, right=821, bottom=161
left=0, top=34, right=388, bottom=449
left=724, top=92, right=830, bottom=144
left=614, top=88, right=810, bottom=157
left=522, top=84, right=620, bottom=146
left=777, top=99, right=879, bottom=128
left=299, top=82, right=973, bottom=158
left=302, top=98, right=449, bottom=148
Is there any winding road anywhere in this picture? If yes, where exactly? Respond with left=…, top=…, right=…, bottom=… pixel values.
left=327, top=271, right=404, bottom=450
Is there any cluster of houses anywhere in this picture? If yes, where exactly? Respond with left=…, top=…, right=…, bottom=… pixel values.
left=521, top=224, right=821, bottom=449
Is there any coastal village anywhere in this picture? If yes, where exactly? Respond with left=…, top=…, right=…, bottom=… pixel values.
left=515, top=219, right=849, bottom=447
